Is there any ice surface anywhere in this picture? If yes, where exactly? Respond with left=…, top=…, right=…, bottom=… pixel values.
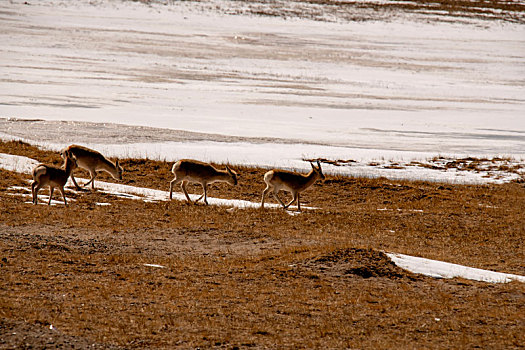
left=0, top=0, right=524, bottom=180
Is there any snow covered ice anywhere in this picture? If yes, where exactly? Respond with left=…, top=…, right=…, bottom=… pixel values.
left=0, top=0, right=524, bottom=180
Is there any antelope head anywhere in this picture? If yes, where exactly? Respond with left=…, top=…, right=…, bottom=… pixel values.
left=310, top=160, right=325, bottom=180
left=226, top=165, right=238, bottom=186
left=115, top=159, right=123, bottom=180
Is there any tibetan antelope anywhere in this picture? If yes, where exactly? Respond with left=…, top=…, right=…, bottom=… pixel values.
left=61, top=145, right=123, bottom=190
left=32, top=149, right=77, bottom=206
left=261, top=160, right=325, bottom=211
left=169, top=159, right=238, bottom=205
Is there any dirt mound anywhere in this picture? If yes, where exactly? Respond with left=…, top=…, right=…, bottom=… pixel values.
left=304, top=248, right=418, bottom=280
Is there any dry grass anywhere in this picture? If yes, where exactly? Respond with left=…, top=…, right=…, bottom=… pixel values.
left=0, top=140, right=524, bottom=349
left=170, top=0, right=525, bottom=23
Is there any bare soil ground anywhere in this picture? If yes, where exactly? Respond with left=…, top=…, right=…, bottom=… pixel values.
left=0, top=140, right=524, bottom=349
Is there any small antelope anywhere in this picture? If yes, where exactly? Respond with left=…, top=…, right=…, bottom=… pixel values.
left=61, top=145, right=123, bottom=190
left=32, top=150, right=77, bottom=206
left=261, top=160, right=325, bottom=211
left=169, top=159, right=238, bottom=205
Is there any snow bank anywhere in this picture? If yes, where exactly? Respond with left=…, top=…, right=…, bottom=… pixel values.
left=2, top=130, right=523, bottom=184
left=386, top=253, right=525, bottom=284
left=0, top=153, right=39, bottom=174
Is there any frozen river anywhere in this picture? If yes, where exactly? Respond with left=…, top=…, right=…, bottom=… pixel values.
left=0, top=0, right=524, bottom=181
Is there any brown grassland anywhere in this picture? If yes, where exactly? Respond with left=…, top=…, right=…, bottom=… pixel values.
left=2, top=0, right=524, bottom=348
left=0, top=140, right=524, bottom=349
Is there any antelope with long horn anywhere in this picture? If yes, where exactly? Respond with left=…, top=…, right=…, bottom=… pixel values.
left=261, top=160, right=325, bottom=211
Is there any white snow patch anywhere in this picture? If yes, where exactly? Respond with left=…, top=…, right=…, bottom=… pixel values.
left=84, top=178, right=300, bottom=209
left=7, top=187, right=76, bottom=206
left=0, top=153, right=39, bottom=174
left=387, top=253, right=525, bottom=284
left=143, top=263, right=166, bottom=269
left=377, top=208, right=424, bottom=213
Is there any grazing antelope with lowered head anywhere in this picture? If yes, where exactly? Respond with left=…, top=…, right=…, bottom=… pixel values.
left=261, top=160, right=325, bottom=211
left=61, top=145, right=123, bottom=190
left=169, top=159, right=238, bottom=205
left=32, top=150, right=77, bottom=206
